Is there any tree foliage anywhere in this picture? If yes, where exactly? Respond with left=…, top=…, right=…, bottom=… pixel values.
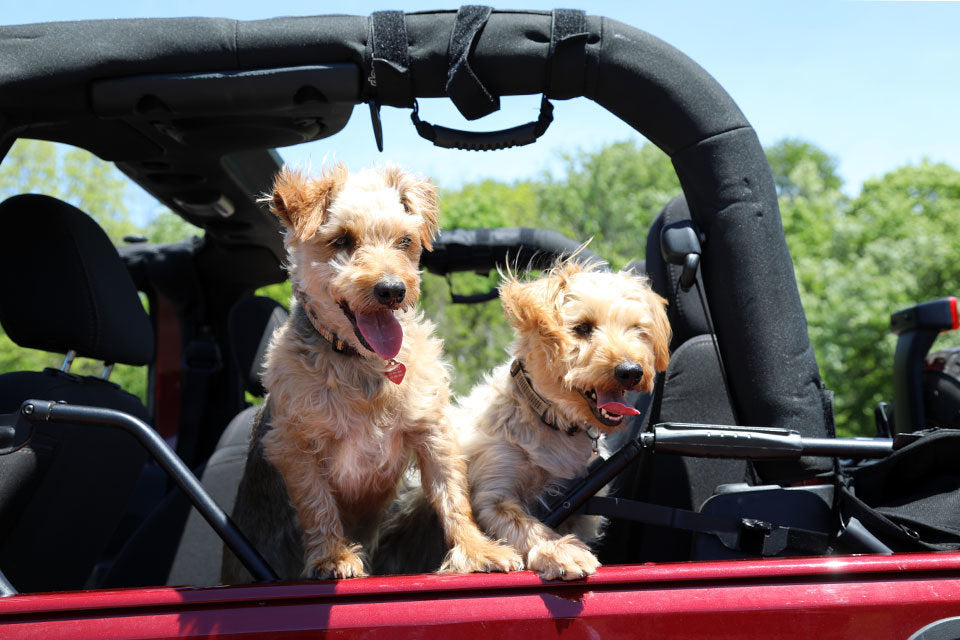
left=796, top=160, right=960, bottom=434
left=534, top=141, right=680, bottom=270
left=418, top=180, right=539, bottom=394
left=4, top=138, right=960, bottom=438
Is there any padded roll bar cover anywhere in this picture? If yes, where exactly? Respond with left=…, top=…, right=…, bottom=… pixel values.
left=422, top=227, right=602, bottom=275
left=592, top=18, right=830, bottom=480
left=672, top=130, right=830, bottom=480
left=0, top=11, right=830, bottom=478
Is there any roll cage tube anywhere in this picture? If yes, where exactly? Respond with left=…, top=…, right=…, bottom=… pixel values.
left=0, top=8, right=828, bottom=481
left=13, top=400, right=278, bottom=584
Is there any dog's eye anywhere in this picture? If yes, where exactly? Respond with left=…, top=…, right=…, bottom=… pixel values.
left=331, top=235, right=353, bottom=249
left=396, top=235, right=412, bottom=249
left=573, top=322, right=593, bottom=338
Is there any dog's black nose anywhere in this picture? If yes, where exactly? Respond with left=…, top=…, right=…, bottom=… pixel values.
left=374, top=279, right=406, bottom=305
left=614, top=362, right=644, bottom=387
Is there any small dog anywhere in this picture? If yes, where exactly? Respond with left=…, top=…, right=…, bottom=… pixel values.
left=376, top=259, right=670, bottom=580
left=222, top=164, right=521, bottom=582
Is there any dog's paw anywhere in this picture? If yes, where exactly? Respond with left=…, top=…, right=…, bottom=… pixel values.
left=439, top=537, right=524, bottom=574
left=305, top=545, right=367, bottom=580
left=528, top=535, right=600, bottom=581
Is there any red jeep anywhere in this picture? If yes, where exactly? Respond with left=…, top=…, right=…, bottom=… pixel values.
left=2, top=8, right=960, bottom=639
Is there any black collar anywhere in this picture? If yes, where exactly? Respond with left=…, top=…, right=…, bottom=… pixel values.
left=510, top=359, right=599, bottom=450
left=294, top=286, right=360, bottom=357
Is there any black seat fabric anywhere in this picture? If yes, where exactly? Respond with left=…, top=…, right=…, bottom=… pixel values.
left=0, top=194, right=154, bottom=593
left=100, top=297, right=286, bottom=587
left=98, top=407, right=257, bottom=588
left=600, top=196, right=748, bottom=564
left=166, top=406, right=255, bottom=585
left=229, top=296, right=288, bottom=397
left=0, top=194, right=154, bottom=365
left=164, top=299, right=287, bottom=585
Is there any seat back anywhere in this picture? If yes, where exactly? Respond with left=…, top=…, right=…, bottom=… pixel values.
left=228, top=296, right=289, bottom=398
left=100, top=296, right=287, bottom=587
left=601, top=196, right=747, bottom=563
left=0, top=194, right=155, bottom=592
left=165, top=296, right=287, bottom=585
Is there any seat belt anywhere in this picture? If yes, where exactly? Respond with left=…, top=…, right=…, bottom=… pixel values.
left=584, top=495, right=832, bottom=557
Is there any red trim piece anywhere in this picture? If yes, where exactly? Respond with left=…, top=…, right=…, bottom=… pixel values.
left=5, top=553, right=960, bottom=616
left=950, top=296, right=959, bottom=331
left=5, top=556, right=960, bottom=640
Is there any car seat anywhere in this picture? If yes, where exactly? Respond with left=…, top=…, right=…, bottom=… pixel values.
left=100, top=295, right=287, bottom=587
left=0, top=194, right=154, bottom=592
left=599, top=195, right=747, bottom=564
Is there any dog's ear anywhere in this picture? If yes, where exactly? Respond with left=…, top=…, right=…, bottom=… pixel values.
left=646, top=288, right=672, bottom=373
left=500, top=276, right=566, bottom=346
left=271, top=164, right=346, bottom=242
left=383, top=166, right=441, bottom=250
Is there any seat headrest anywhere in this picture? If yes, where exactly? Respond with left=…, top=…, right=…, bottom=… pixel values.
left=0, top=194, right=155, bottom=365
left=645, top=195, right=711, bottom=348
left=228, top=295, right=288, bottom=397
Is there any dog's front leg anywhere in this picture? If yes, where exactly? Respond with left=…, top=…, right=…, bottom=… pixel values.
left=268, top=441, right=366, bottom=580
left=475, top=492, right=601, bottom=581
left=470, top=449, right=600, bottom=581
left=414, top=424, right=523, bottom=574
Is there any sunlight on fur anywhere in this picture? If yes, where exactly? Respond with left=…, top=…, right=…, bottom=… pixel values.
left=376, top=257, right=671, bottom=580
left=222, top=164, right=521, bottom=582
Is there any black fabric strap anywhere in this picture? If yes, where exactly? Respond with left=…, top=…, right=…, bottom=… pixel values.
left=370, top=10, right=413, bottom=107
left=177, top=334, right=222, bottom=468
left=548, top=9, right=588, bottom=100
left=585, top=495, right=832, bottom=556
left=446, top=5, right=498, bottom=120
left=293, top=286, right=362, bottom=357
left=837, top=484, right=938, bottom=552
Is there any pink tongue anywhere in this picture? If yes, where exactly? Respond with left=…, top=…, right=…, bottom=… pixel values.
left=596, top=389, right=640, bottom=416
left=354, top=310, right=403, bottom=360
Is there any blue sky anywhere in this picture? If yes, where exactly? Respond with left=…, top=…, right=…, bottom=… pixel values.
left=6, top=1, right=960, bottom=194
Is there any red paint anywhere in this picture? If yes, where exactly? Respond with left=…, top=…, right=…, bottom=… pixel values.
left=950, top=296, right=959, bottom=331
left=4, top=554, right=960, bottom=639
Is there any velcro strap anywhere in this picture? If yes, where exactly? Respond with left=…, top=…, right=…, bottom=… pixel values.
left=548, top=9, right=588, bottom=100
left=370, top=10, right=413, bottom=107
left=446, top=5, right=498, bottom=120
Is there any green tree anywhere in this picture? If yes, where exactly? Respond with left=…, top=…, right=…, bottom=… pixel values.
left=534, top=141, right=680, bottom=269
left=767, top=138, right=843, bottom=199
left=0, top=139, right=139, bottom=242
left=419, top=180, right=539, bottom=395
left=802, top=161, right=960, bottom=435
left=142, top=209, right=198, bottom=244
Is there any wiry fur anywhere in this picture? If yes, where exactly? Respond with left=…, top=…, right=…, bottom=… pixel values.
left=376, top=259, right=671, bottom=580
left=222, top=164, right=521, bottom=582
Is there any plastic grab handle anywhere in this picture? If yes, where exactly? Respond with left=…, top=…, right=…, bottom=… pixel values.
left=411, top=97, right=554, bottom=151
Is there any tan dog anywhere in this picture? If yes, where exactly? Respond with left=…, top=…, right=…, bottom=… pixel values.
left=376, top=259, right=670, bottom=580
left=223, top=164, right=521, bottom=581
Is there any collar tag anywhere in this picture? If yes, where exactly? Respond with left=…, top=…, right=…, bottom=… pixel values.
left=385, top=359, right=406, bottom=384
